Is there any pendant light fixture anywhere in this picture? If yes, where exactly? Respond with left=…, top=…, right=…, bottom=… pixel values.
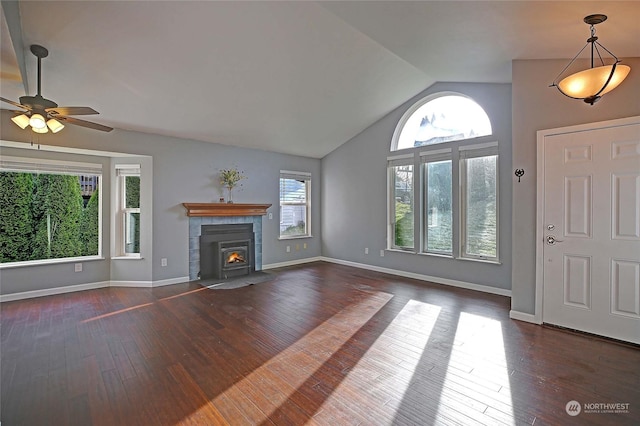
left=550, top=14, right=631, bottom=105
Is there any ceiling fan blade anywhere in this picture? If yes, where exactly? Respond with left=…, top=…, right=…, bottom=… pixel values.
left=47, top=106, right=99, bottom=116
left=1, top=108, right=27, bottom=114
left=0, top=97, right=30, bottom=110
left=56, top=115, right=113, bottom=132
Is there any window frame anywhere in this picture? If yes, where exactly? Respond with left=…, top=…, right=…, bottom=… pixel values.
left=420, top=148, right=453, bottom=256
left=0, top=155, right=103, bottom=267
left=386, top=92, right=500, bottom=263
left=279, top=170, right=311, bottom=239
left=390, top=91, right=492, bottom=152
left=459, top=143, right=499, bottom=262
left=387, top=154, right=415, bottom=251
left=115, top=164, right=141, bottom=257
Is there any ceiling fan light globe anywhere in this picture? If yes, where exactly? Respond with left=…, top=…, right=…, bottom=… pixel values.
left=557, top=64, right=631, bottom=99
left=47, top=118, right=64, bottom=133
left=32, top=125, right=48, bottom=134
left=11, top=114, right=30, bottom=129
left=29, top=113, right=47, bottom=129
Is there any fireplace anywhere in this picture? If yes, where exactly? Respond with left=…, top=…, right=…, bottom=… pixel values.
left=200, top=223, right=255, bottom=280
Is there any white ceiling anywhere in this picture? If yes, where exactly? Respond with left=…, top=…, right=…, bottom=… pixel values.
left=1, top=1, right=639, bottom=158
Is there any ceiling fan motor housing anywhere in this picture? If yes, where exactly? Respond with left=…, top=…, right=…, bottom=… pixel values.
left=19, top=95, right=58, bottom=111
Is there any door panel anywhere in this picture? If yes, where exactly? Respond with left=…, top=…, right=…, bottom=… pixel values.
left=564, top=175, right=591, bottom=237
left=563, top=254, right=591, bottom=309
left=542, top=122, right=640, bottom=344
left=611, top=259, right=640, bottom=318
left=612, top=173, right=640, bottom=239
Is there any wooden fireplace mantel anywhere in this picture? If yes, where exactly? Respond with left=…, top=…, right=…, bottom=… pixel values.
left=182, top=203, right=272, bottom=217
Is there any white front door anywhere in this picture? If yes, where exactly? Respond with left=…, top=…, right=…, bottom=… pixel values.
left=540, top=119, right=640, bottom=344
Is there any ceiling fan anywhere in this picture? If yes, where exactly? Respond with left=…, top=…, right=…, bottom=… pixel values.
left=1, top=44, right=113, bottom=133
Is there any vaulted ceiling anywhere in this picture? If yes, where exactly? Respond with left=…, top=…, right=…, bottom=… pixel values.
left=2, top=1, right=639, bottom=158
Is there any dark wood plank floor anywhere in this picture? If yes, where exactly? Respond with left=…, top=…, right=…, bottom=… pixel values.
left=1, top=262, right=638, bottom=425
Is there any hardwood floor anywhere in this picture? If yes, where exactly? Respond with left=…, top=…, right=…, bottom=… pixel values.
left=1, top=262, right=638, bottom=425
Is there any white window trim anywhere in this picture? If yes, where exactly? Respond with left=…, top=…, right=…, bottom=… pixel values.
left=115, top=164, right=141, bottom=257
left=279, top=170, right=311, bottom=239
left=421, top=152, right=453, bottom=256
left=387, top=92, right=500, bottom=263
left=459, top=145, right=499, bottom=262
left=0, top=155, right=103, bottom=267
left=390, top=91, right=492, bottom=152
left=387, top=158, right=415, bottom=251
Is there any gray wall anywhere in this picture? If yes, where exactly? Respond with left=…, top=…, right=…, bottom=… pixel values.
left=1, top=111, right=321, bottom=295
left=511, top=57, right=640, bottom=315
left=321, top=83, right=513, bottom=291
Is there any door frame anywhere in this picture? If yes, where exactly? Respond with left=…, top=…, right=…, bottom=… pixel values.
left=534, top=115, right=640, bottom=324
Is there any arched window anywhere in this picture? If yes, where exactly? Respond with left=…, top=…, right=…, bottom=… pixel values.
left=391, top=93, right=492, bottom=151
left=387, top=92, right=499, bottom=262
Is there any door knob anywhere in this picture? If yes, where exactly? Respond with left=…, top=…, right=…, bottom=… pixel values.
left=546, top=235, right=564, bottom=245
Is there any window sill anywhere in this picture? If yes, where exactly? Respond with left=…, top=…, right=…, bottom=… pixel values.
left=112, top=256, right=144, bottom=260
left=385, top=249, right=501, bottom=265
left=418, top=252, right=454, bottom=259
left=0, top=256, right=105, bottom=269
left=278, top=235, right=313, bottom=240
left=456, top=256, right=502, bottom=265
left=386, top=248, right=416, bottom=254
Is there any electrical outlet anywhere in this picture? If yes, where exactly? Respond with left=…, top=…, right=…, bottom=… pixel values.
left=303, top=243, right=307, bottom=249
left=74, top=263, right=82, bottom=272
left=365, top=247, right=369, bottom=254
left=161, top=258, right=168, bottom=267
left=268, top=212, right=273, bottom=220
left=380, top=250, right=385, bottom=257
left=295, top=244, right=300, bottom=251
left=286, top=245, right=291, bottom=253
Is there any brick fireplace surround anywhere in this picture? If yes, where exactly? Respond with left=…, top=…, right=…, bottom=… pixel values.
left=183, top=203, right=271, bottom=281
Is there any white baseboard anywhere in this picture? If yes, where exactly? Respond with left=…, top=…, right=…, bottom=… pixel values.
left=110, top=280, right=153, bottom=288
left=0, top=281, right=110, bottom=302
left=509, top=310, right=541, bottom=324
left=262, top=256, right=323, bottom=270
left=320, top=256, right=512, bottom=297
left=110, top=276, right=190, bottom=288
left=1, top=276, right=191, bottom=302
left=152, top=276, right=190, bottom=287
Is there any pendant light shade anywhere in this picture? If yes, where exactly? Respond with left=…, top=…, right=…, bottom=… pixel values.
left=551, top=14, right=631, bottom=105
left=557, top=64, right=631, bottom=101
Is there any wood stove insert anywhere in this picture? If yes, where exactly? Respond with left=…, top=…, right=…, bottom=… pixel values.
left=199, top=223, right=255, bottom=280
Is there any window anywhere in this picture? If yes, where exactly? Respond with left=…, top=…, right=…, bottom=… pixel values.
left=279, top=171, right=311, bottom=238
left=387, top=93, right=499, bottom=262
left=391, top=93, right=492, bottom=151
left=388, top=156, right=414, bottom=249
left=0, top=156, right=102, bottom=264
left=460, top=144, right=498, bottom=261
left=421, top=149, right=452, bottom=254
left=116, top=165, right=140, bottom=256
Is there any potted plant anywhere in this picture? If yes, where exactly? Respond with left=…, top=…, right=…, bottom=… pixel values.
left=219, top=167, right=245, bottom=203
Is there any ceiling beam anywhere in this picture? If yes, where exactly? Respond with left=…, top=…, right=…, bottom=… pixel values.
left=1, top=0, right=28, bottom=94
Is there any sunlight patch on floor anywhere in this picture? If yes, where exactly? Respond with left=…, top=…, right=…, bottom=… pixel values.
left=80, top=302, right=155, bottom=323
left=182, top=290, right=394, bottom=424
left=80, top=286, right=208, bottom=323
left=315, top=299, right=442, bottom=423
left=435, top=312, right=516, bottom=425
